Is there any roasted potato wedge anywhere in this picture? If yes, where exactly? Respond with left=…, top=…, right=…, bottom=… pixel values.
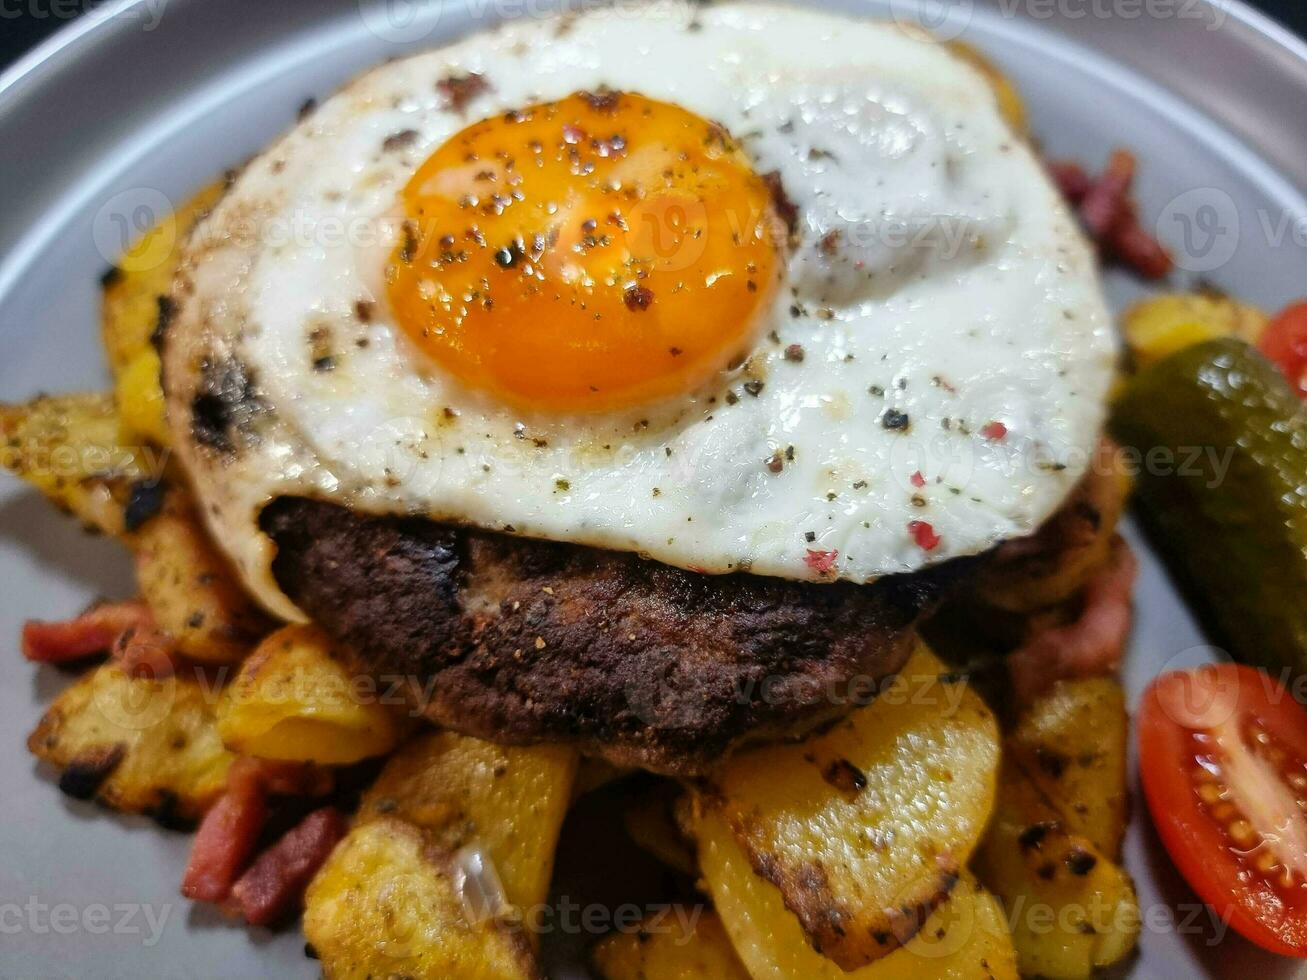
left=27, top=661, right=233, bottom=825
left=217, top=625, right=402, bottom=765
left=1009, top=677, right=1129, bottom=857
left=0, top=392, right=154, bottom=537
left=695, top=644, right=1000, bottom=970
left=305, top=733, right=577, bottom=976
left=695, top=808, right=1017, bottom=980
left=100, top=180, right=227, bottom=377
left=1122, top=292, right=1267, bottom=369
left=593, top=910, right=750, bottom=980
left=622, top=781, right=696, bottom=877
left=101, top=179, right=228, bottom=448
left=358, top=731, right=579, bottom=914
left=303, top=817, right=540, bottom=980
left=974, top=762, right=1140, bottom=979
left=133, top=489, right=269, bottom=663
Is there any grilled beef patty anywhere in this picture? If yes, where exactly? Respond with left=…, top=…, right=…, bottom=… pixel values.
left=261, top=497, right=952, bottom=775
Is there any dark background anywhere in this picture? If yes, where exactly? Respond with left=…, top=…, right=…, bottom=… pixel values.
left=1, top=0, right=1305, bottom=69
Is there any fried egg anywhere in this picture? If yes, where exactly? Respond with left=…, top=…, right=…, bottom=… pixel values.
left=165, top=2, right=1115, bottom=621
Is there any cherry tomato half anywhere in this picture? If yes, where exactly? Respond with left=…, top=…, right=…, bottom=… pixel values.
left=1260, top=302, right=1307, bottom=398
left=1139, top=663, right=1307, bottom=957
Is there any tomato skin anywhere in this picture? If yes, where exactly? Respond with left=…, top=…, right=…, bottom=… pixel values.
left=1139, top=664, right=1307, bottom=959
left=1260, top=302, right=1307, bottom=397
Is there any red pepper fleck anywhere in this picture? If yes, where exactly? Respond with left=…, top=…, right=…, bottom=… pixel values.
left=803, top=549, right=839, bottom=575
left=910, top=470, right=926, bottom=488
left=981, top=421, right=1008, bottom=441
left=908, top=521, right=941, bottom=552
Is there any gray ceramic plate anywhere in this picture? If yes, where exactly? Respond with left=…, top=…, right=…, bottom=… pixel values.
left=2, top=1, right=1306, bottom=977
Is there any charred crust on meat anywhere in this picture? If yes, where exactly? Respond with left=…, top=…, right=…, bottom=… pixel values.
left=260, top=497, right=953, bottom=775
left=190, top=355, right=264, bottom=455
left=57, top=744, right=126, bottom=800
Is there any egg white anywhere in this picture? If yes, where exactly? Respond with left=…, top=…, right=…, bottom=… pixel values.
left=165, top=1, right=1116, bottom=621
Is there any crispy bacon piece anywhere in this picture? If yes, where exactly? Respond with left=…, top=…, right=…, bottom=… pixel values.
left=1111, top=212, right=1175, bottom=280
left=1008, top=535, right=1138, bottom=704
left=1047, top=160, right=1091, bottom=204
left=181, top=759, right=269, bottom=903
left=22, top=600, right=154, bottom=665
left=181, top=758, right=335, bottom=907
left=1050, top=150, right=1174, bottom=280
left=1079, top=149, right=1136, bottom=239
left=228, top=808, right=347, bottom=926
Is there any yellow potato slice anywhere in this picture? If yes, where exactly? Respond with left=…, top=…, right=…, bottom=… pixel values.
left=133, top=489, right=270, bottom=664
left=303, top=817, right=540, bottom=980
left=358, top=731, right=579, bottom=915
left=27, top=660, right=233, bottom=825
left=973, top=762, right=1140, bottom=980
left=696, top=644, right=1000, bottom=970
left=1009, top=678, right=1129, bottom=857
left=217, top=625, right=401, bottom=764
left=101, top=180, right=229, bottom=448
left=100, top=180, right=226, bottom=375
left=0, top=392, right=152, bottom=537
left=695, top=809, right=1017, bottom=980
left=1122, top=293, right=1267, bottom=368
left=592, top=910, right=750, bottom=980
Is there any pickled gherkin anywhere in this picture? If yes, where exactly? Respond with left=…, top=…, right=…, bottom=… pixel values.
left=1112, top=338, right=1307, bottom=679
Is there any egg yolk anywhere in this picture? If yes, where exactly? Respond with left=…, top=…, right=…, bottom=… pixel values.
left=387, top=91, right=784, bottom=412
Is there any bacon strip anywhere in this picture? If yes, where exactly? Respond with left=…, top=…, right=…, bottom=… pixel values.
left=1008, top=536, right=1138, bottom=705
left=23, top=599, right=180, bottom=678
left=1049, top=150, right=1174, bottom=280
left=181, top=759, right=269, bottom=904
left=181, top=758, right=335, bottom=908
left=1079, top=149, right=1136, bottom=239
left=229, top=808, right=347, bottom=926
left=22, top=600, right=153, bottom=664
